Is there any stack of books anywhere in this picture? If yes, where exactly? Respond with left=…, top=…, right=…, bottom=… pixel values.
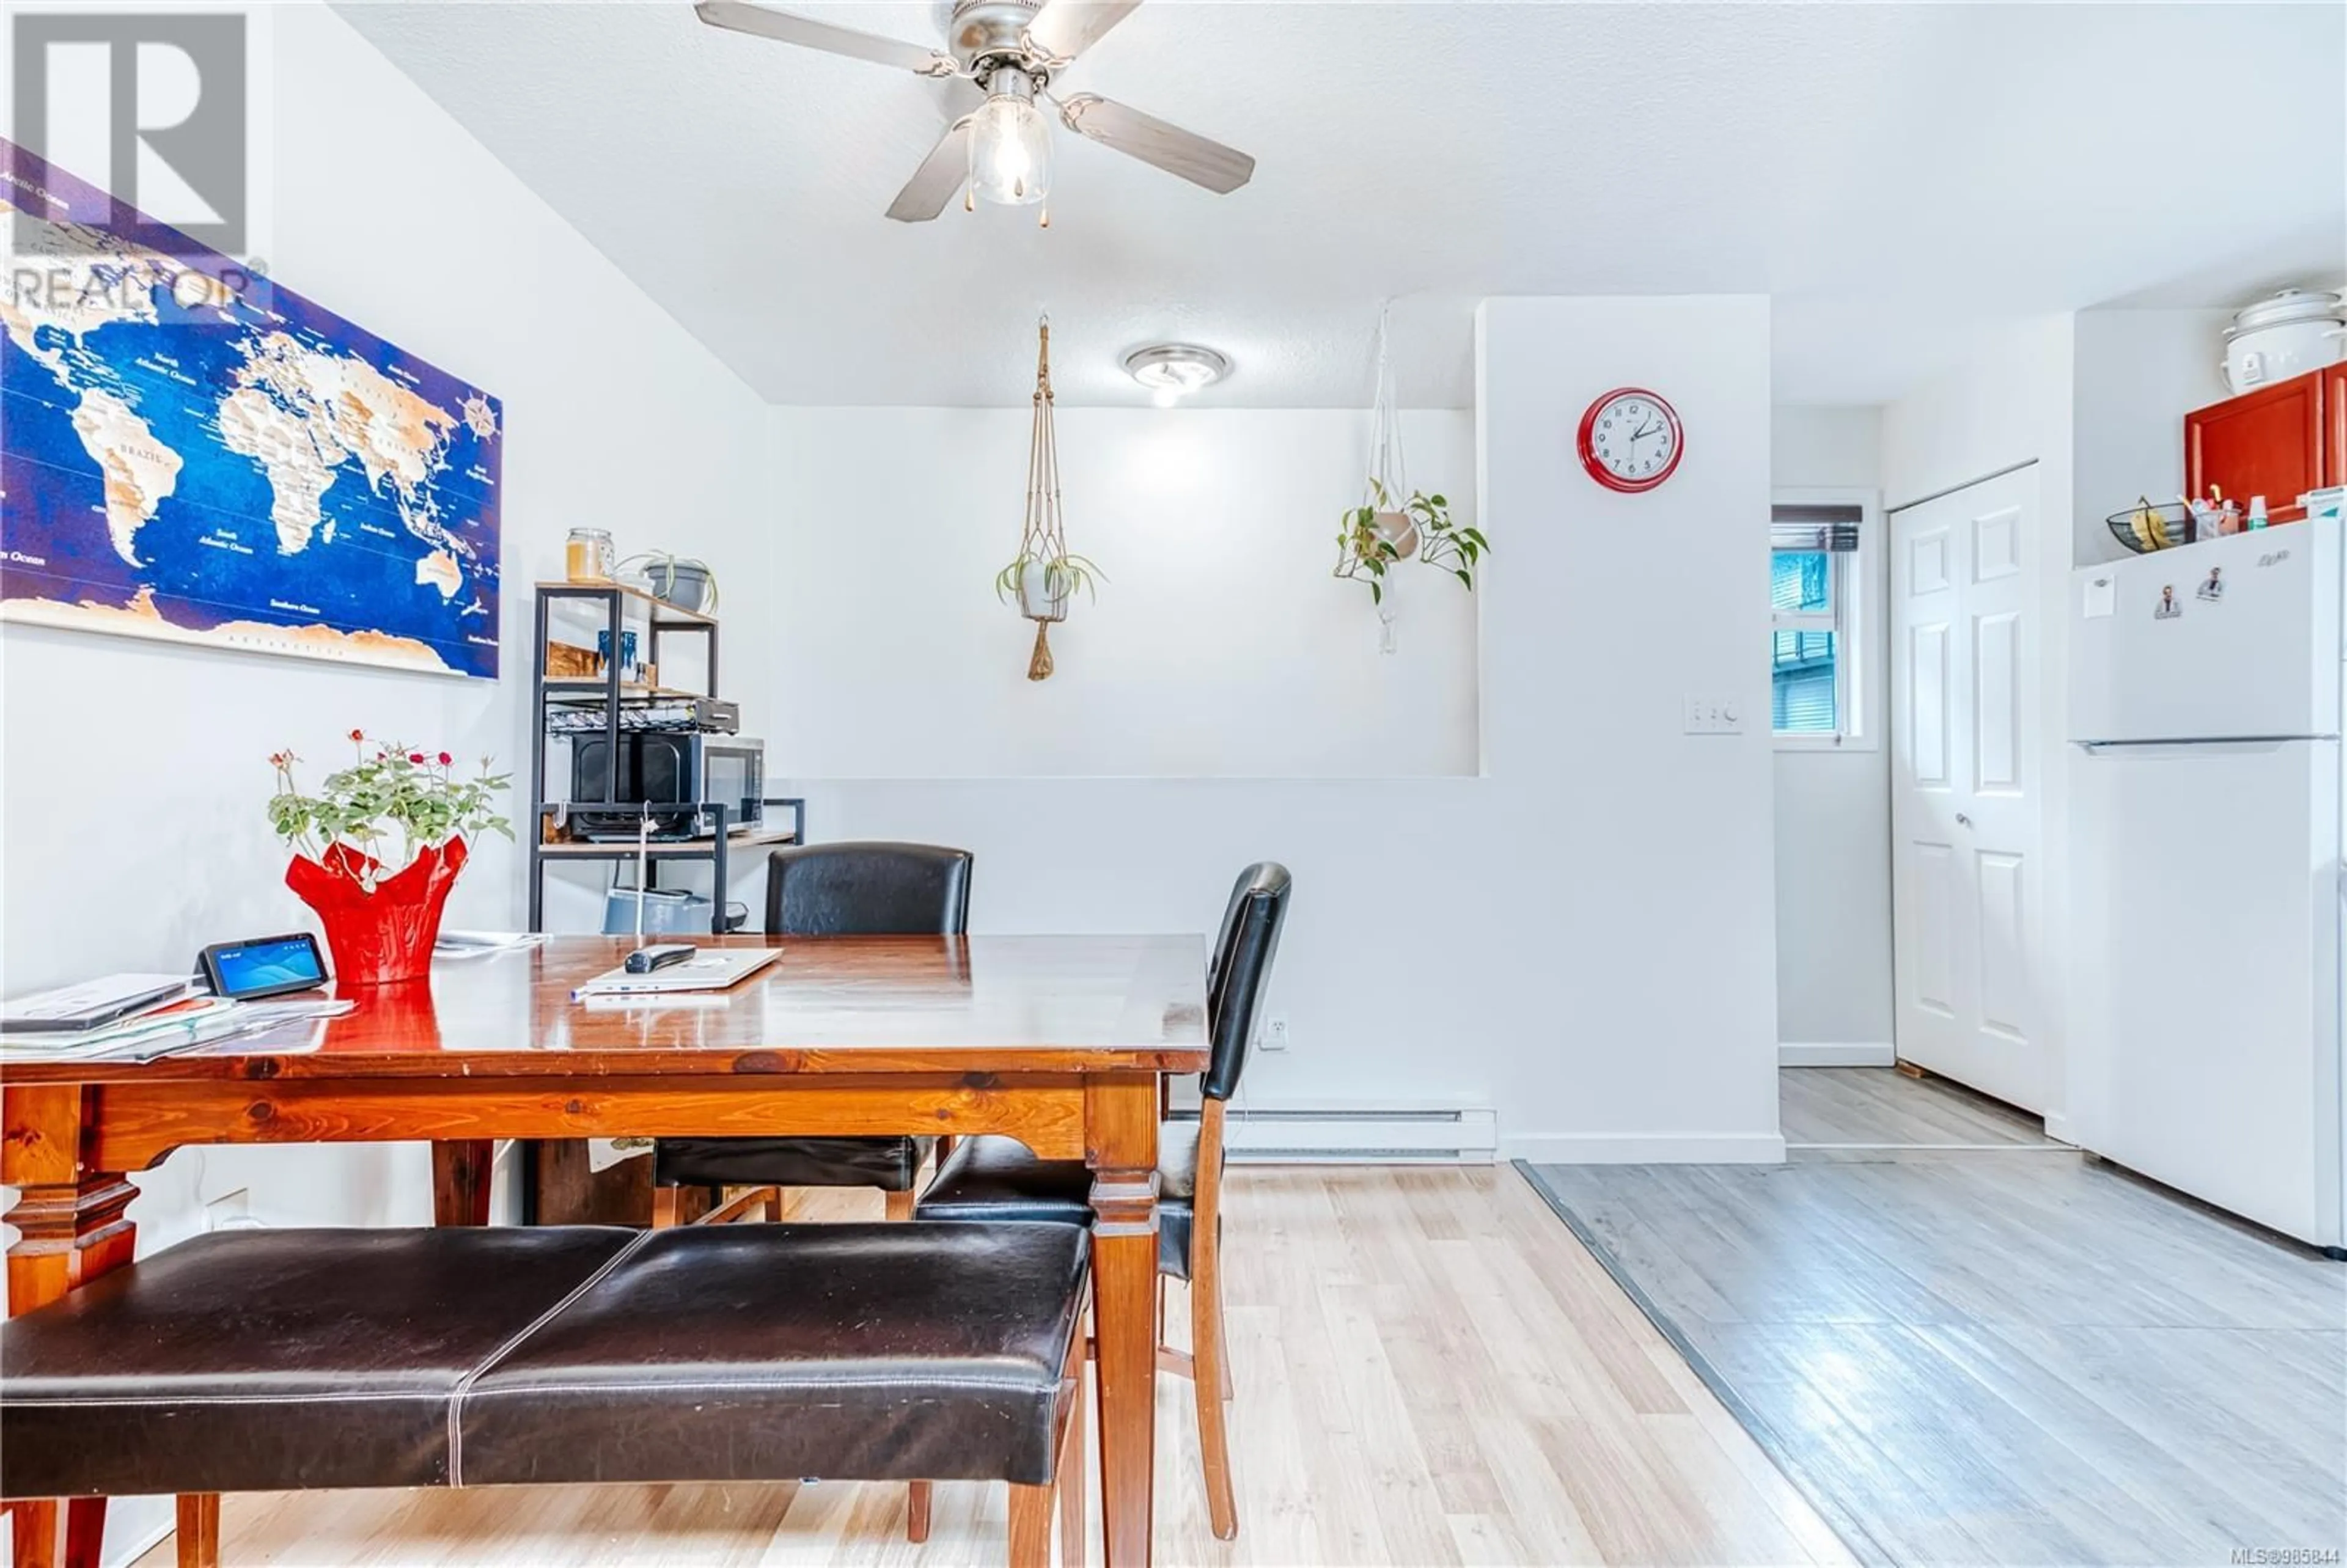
left=1, top=973, right=250, bottom=1063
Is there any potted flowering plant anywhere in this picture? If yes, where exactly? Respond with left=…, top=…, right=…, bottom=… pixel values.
left=267, top=731, right=512, bottom=987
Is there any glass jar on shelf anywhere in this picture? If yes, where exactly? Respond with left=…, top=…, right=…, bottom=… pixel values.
left=565, top=527, right=615, bottom=582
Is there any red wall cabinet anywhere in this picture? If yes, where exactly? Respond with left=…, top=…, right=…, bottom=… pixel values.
left=2184, top=365, right=2336, bottom=521
left=2327, top=364, right=2346, bottom=489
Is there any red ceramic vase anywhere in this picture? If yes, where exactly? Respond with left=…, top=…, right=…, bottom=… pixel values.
left=286, top=837, right=469, bottom=989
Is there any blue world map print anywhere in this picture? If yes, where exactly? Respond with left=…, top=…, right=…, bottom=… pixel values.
left=1, top=137, right=501, bottom=678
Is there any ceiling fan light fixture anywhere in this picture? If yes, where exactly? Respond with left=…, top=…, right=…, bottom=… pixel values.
left=696, top=0, right=1257, bottom=222
left=968, top=71, right=1052, bottom=207
left=1123, top=343, right=1230, bottom=406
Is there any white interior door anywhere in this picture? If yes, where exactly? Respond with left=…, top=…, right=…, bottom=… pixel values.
left=1890, top=467, right=2047, bottom=1110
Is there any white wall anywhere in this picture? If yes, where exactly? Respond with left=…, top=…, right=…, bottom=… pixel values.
left=1879, top=314, right=2077, bottom=1129
left=1773, top=405, right=1883, bottom=494
left=2072, top=307, right=2233, bottom=566
left=1, top=0, right=765, bottom=1410
left=765, top=408, right=1478, bottom=779
left=1882, top=316, right=2077, bottom=522
left=762, top=297, right=1783, bottom=1160
left=1770, top=406, right=1892, bottom=1053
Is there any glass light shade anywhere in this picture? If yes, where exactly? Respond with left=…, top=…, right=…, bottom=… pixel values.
left=1136, top=361, right=1214, bottom=402
left=1122, top=344, right=1232, bottom=405
left=968, top=93, right=1051, bottom=206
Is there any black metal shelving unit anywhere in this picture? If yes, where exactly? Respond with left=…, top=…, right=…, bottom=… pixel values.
left=526, top=581, right=803, bottom=934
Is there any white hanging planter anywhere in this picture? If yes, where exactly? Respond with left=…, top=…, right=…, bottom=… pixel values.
left=1017, top=559, right=1071, bottom=623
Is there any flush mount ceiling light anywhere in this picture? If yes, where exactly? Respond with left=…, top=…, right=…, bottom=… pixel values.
left=694, top=0, right=1256, bottom=224
left=1123, top=343, right=1231, bottom=407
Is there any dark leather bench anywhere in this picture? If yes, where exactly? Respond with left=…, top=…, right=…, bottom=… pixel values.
left=2, top=1221, right=1089, bottom=1567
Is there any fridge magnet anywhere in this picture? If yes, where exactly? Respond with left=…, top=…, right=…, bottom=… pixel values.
left=2197, top=567, right=2225, bottom=603
left=2154, top=585, right=2182, bottom=620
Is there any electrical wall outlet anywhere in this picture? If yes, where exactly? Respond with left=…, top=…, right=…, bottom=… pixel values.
left=1682, top=695, right=1746, bottom=735
left=1260, top=1016, right=1290, bottom=1052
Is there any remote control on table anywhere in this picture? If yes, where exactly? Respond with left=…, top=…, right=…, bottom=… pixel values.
left=624, top=943, right=699, bottom=975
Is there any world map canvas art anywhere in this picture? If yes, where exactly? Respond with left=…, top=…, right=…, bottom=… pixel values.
left=1, top=137, right=501, bottom=678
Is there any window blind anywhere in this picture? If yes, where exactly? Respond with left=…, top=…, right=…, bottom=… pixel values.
left=1770, top=503, right=1862, bottom=553
left=1773, top=664, right=1838, bottom=731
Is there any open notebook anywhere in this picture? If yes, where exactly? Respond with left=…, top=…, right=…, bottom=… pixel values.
left=569, top=947, right=780, bottom=1000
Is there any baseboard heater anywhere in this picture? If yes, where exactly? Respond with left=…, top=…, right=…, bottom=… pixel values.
left=1210, top=1107, right=1498, bottom=1165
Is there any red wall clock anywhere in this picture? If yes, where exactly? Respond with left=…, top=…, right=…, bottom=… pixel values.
left=1578, top=387, right=1684, bottom=493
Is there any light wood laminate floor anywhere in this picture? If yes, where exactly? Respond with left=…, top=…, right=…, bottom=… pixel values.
left=1780, top=1066, right=2060, bottom=1155
left=1532, top=1077, right=2347, bottom=1567
left=134, top=1169, right=1854, bottom=1567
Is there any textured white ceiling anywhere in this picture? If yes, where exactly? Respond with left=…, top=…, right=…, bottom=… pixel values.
left=337, top=1, right=2345, bottom=408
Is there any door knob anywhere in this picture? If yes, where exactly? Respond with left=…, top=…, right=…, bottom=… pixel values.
left=1956, top=812, right=1972, bottom=827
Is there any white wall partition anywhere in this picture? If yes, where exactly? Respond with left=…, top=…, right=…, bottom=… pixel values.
left=760, top=297, right=1783, bottom=1159
left=763, top=408, right=1479, bottom=779
left=1771, top=408, right=1892, bottom=1058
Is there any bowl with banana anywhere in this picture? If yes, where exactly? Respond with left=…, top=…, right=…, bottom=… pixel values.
left=2106, top=499, right=2196, bottom=554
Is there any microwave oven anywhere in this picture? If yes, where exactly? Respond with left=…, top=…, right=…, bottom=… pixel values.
left=570, top=733, right=765, bottom=841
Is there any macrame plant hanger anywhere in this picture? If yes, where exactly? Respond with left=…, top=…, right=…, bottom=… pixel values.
left=1347, top=303, right=1415, bottom=649
left=1019, top=315, right=1067, bottom=681
left=1368, top=304, right=1410, bottom=535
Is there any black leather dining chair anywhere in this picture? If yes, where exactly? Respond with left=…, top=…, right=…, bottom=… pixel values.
left=650, top=841, right=973, bottom=1228
left=916, top=861, right=1290, bottom=1542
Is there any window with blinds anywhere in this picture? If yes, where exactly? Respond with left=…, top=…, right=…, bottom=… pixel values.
left=1770, top=504, right=1862, bottom=738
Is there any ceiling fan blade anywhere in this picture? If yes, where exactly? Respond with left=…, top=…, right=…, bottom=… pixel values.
left=886, top=119, right=974, bottom=222
left=1056, top=93, right=1254, bottom=194
left=694, top=0, right=958, bottom=76
left=1021, top=0, right=1140, bottom=64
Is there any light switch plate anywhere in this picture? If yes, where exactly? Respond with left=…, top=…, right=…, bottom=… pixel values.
left=1683, top=695, right=1744, bottom=735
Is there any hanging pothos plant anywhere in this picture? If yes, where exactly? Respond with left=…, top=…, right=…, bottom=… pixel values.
left=1339, top=480, right=1487, bottom=604
left=1334, top=306, right=1488, bottom=608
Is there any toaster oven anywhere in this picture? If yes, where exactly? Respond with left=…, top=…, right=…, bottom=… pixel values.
left=569, top=733, right=764, bottom=841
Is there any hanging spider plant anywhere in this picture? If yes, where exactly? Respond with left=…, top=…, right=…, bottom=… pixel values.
left=996, top=315, right=1104, bottom=680
left=994, top=550, right=1107, bottom=624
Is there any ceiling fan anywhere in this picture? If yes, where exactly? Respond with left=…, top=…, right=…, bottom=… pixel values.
left=694, top=0, right=1256, bottom=221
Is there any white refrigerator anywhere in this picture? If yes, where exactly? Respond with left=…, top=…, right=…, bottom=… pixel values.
left=2070, top=516, right=2343, bottom=1253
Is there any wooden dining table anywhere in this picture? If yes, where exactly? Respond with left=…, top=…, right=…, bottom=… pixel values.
left=2, top=932, right=1208, bottom=1568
